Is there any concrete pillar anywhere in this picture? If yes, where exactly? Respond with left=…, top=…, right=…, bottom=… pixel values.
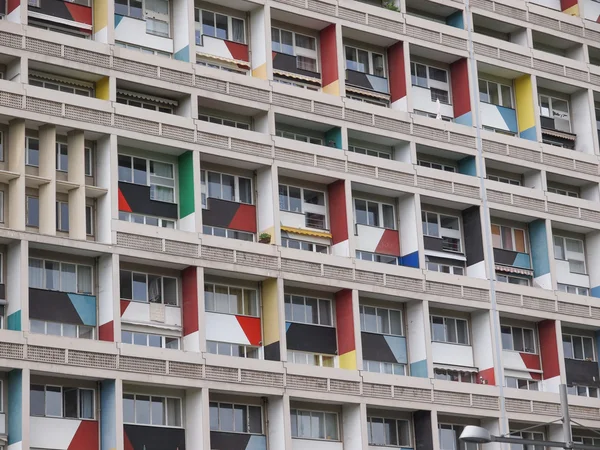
left=462, top=206, right=486, bottom=279
left=7, top=240, right=27, bottom=332
left=481, top=417, right=503, bottom=450
left=267, top=395, right=291, bottom=450
left=185, top=388, right=208, bottom=450
left=472, top=310, right=497, bottom=385
left=588, top=231, right=600, bottom=298
left=96, top=134, right=116, bottom=244
left=342, top=403, right=366, bottom=450
left=68, top=130, right=86, bottom=240
left=100, top=379, right=123, bottom=450
left=335, top=289, right=357, bottom=370
left=319, top=23, right=341, bottom=96
left=8, top=119, right=25, bottom=231
left=250, top=5, right=271, bottom=80
left=406, top=300, right=429, bottom=378
left=256, top=166, right=278, bottom=245
left=514, top=74, right=537, bottom=141
left=8, top=368, right=30, bottom=450
left=172, top=0, right=193, bottom=62
left=98, top=253, right=119, bottom=342
left=571, top=89, right=595, bottom=155
left=529, top=218, right=552, bottom=290
left=388, top=41, right=408, bottom=111
left=398, top=194, right=420, bottom=268
left=38, top=125, right=57, bottom=236
left=539, top=319, right=562, bottom=393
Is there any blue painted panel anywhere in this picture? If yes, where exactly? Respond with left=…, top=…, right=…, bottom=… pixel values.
left=383, top=335, right=408, bottom=364
left=285, top=322, right=291, bottom=333
left=519, top=126, right=537, bottom=141
left=446, top=10, right=464, bottom=29
left=114, top=14, right=124, bottom=28
left=497, top=105, right=518, bottom=133
left=513, top=252, right=532, bottom=270
left=101, top=380, right=116, bottom=450
left=454, top=111, right=472, bottom=127
left=410, top=359, right=428, bottom=378
left=529, top=219, right=550, bottom=277
left=591, top=286, right=600, bottom=298
left=365, top=74, right=390, bottom=95
left=458, top=156, right=476, bottom=176
left=247, top=435, right=268, bottom=450
left=68, top=294, right=97, bottom=326
left=8, top=369, right=22, bottom=445
left=400, top=251, right=419, bottom=268
left=174, top=45, right=190, bottom=62
left=7, top=310, right=21, bottom=331
left=324, top=127, right=342, bottom=149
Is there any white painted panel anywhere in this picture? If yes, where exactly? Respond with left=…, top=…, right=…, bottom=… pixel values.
left=529, top=0, right=560, bottom=9
left=280, top=211, right=306, bottom=230
left=471, top=310, right=493, bottom=371
left=257, top=167, right=274, bottom=233
left=197, top=36, right=234, bottom=60
left=398, top=195, right=418, bottom=256
left=122, top=301, right=150, bottom=323
left=292, top=439, right=343, bottom=450
left=502, top=350, right=529, bottom=371
left=331, top=240, right=349, bottom=257
left=584, top=0, right=600, bottom=21
left=504, top=369, right=534, bottom=380
left=115, top=17, right=173, bottom=53
left=30, top=417, right=81, bottom=450
left=480, top=102, right=509, bottom=131
left=165, top=306, right=182, bottom=327
left=411, top=86, right=454, bottom=117
left=407, top=302, right=427, bottom=364
left=355, top=224, right=384, bottom=253
left=555, top=260, right=590, bottom=288
left=205, top=312, right=249, bottom=345
left=432, top=342, right=474, bottom=367
left=391, top=97, right=407, bottom=112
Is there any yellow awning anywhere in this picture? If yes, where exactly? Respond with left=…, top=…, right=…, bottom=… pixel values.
left=281, top=226, right=332, bottom=239
left=273, top=69, right=321, bottom=84
left=196, top=52, right=250, bottom=68
left=346, top=85, right=390, bottom=100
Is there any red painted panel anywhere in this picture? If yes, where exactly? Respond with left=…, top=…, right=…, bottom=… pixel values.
left=375, top=229, right=400, bottom=256
left=327, top=180, right=348, bottom=245
left=7, top=0, right=18, bottom=14
left=519, top=352, right=541, bottom=371
left=320, top=24, right=338, bottom=88
left=118, top=188, right=132, bottom=213
left=120, top=300, right=131, bottom=317
left=477, top=367, right=495, bottom=386
left=560, top=0, right=577, bottom=10
left=539, top=319, right=560, bottom=379
left=387, top=42, right=406, bottom=103
left=64, top=2, right=92, bottom=25
left=228, top=204, right=257, bottom=233
left=68, top=420, right=99, bottom=450
left=450, top=58, right=470, bottom=119
left=335, top=289, right=355, bottom=355
left=99, top=321, right=114, bottom=342
left=124, top=430, right=135, bottom=450
left=236, top=315, right=262, bottom=346
left=224, top=40, right=249, bottom=63
left=182, top=266, right=199, bottom=336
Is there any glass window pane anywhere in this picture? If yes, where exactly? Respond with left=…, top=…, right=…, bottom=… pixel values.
left=219, top=404, right=234, bottom=431
left=136, top=395, right=151, bottom=424
left=371, top=418, right=385, bottom=445
left=488, top=81, right=499, bottom=105
left=446, top=318, right=457, bottom=343
left=377, top=308, right=389, bottom=334
left=382, top=204, right=394, bottom=229
left=45, top=260, right=60, bottom=290
left=289, top=187, right=302, bottom=212
left=234, top=404, right=247, bottom=433
left=215, top=13, right=228, bottom=39
left=202, top=11, right=215, bottom=37
left=229, top=287, right=243, bottom=315
left=501, top=326, right=512, bottom=350
left=554, top=236, right=565, bottom=259
left=61, top=263, right=77, bottom=293
left=80, top=389, right=94, bottom=419
left=305, top=297, right=318, bottom=324
left=221, top=174, right=235, bottom=201
left=514, top=229, right=526, bottom=253
left=363, top=306, right=377, bottom=333
left=367, top=202, right=379, bottom=227
left=432, top=316, right=446, bottom=342
left=123, top=394, right=135, bottom=423
left=501, top=85, right=512, bottom=107
left=209, top=402, right=219, bottom=430
left=325, top=413, right=338, bottom=440
left=456, top=320, right=468, bottom=344
left=46, top=386, right=62, bottom=417
left=249, top=405, right=262, bottom=433
left=584, top=338, right=594, bottom=360
left=151, top=397, right=165, bottom=425
left=291, top=296, right=306, bottom=322
left=239, top=178, right=252, bottom=204
left=311, top=412, right=325, bottom=439
left=573, top=337, right=584, bottom=360
left=523, top=329, right=535, bottom=353
left=512, top=327, right=524, bottom=352
left=30, top=385, right=46, bottom=416
left=319, top=299, right=331, bottom=326
left=501, top=227, right=513, bottom=251
left=563, top=335, right=574, bottom=359
left=167, top=398, right=181, bottom=427
left=281, top=30, right=294, bottom=55
left=355, top=199, right=368, bottom=225
left=132, top=273, right=147, bottom=301
left=390, top=310, right=402, bottom=335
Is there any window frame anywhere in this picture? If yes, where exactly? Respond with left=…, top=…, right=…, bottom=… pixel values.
left=491, top=224, right=527, bottom=253
left=56, top=201, right=69, bottom=232
left=548, top=186, right=578, bottom=198
left=290, top=408, right=339, bottom=441
left=198, top=114, right=250, bottom=130
left=281, top=237, right=329, bottom=254
left=362, top=359, right=406, bottom=375
left=206, top=340, right=260, bottom=359
left=29, top=74, right=93, bottom=97
left=421, top=210, right=462, bottom=253
left=204, top=282, right=259, bottom=317
left=287, top=350, right=335, bottom=367
left=345, top=45, right=386, bottom=78
left=410, top=62, right=451, bottom=104
left=539, top=94, right=571, bottom=126
left=284, top=294, right=332, bottom=326
left=209, top=401, right=263, bottom=434
left=426, top=261, right=464, bottom=276
left=553, top=235, right=586, bottom=274
left=202, top=225, right=254, bottom=242
left=195, top=8, right=245, bottom=44
left=26, top=196, right=40, bottom=227
left=557, top=283, right=589, bottom=296
left=121, top=330, right=181, bottom=350
left=568, top=385, right=599, bottom=398
left=26, top=136, right=40, bottom=167
left=355, top=250, right=398, bottom=265
left=359, top=305, right=403, bottom=336
left=28, top=257, right=93, bottom=295
left=430, top=315, right=470, bottom=345
left=348, top=144, right=391, bottom=160
left=488, top=174, right=521, bottom=186
left=278, top=183, right=328, bottom=230
left=496, top=273, right=530, bottom=286
left=30, top=319, right=95, bottom=340
left=119, top=270, right=178, bottom=306
left=118, top=154, right=176, bottom=204
left=505, top=376, right=540, bottom=391
left=500, top=324, right=536, bottom=353
left=418, top=160, right=456, bottom=172
left=31, top=384, right=95, bottom=420
left=562, top=334, right=595, bottom=361
left=353, top=198, right=396, bottom=229
left=123, top=393, right=183, bottom=428
left=434, top=368, right=475, bottom=383
left=275, top=129, right=323, bottom=145
left=200, top=170, right=253, bottom=207
left=119, top=211, right=176, bottom=229
left=116, top=93, right=174, bottom=114
left=367, top=416, right=411, bottom=447
left=478, top=78, right=513, bottom=108
left=271, top=27, right=319, bottom=73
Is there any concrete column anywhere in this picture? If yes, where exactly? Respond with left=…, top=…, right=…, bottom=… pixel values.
left=172, top=0, right=193, bottom=62
left=267, top=395, right=291, bottom=450
left=335, top=289, right=357, bottom=370
left=342, top=402, right=366, bottom=450
left=393, top=140, right=412, bottom=164
left=98, top=253, right=119, bottom=342
left=8, top=119, right=25, bottom=231
left=256, top=166, right=278, bottom=245
left=571, top=89, right=595, bottom=155
left=250, top=5, right=271, bottom=80
left=398, top=194, right=420, bottom=268
left=333, top=23, right=345, bottom=97
left=67, top=130, right=86, bottom=240
left=183, top=266, right=203, bottom=353
left=587, top=231, right=600, bottom=298
left=100, top=379, right=123, bottom=450
left=388, top=41, right=408, bottom=111
left=7, top=368, right=30, bottom=450
left=7, top=240, right=27, bottom=332
left=96, top=134, right=116, bottom=244
left=406, top=300, right=430, bottom=378
left=185, top=388, right=208, bottom=450
left=481, top=417, right=503, bottom=450
left=351, top=289, right=363, bottom=368
left=529, top=218, right=552, bottom=290
left=472, top=310, right=497, bottom=385
left=38, top=125, right=57, bottom=236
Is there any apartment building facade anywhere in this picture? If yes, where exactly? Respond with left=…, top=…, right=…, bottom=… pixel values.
left=1, top=0, right=600, bottom=447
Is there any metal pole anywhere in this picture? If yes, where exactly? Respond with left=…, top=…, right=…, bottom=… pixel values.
left=561, top=383, right=573, bottom=449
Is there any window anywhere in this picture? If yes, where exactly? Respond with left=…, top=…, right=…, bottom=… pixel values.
left=30, top=75, right=92, bottom=96
left=56, top=201, right=69, bottom=232
left=348, top=145, right=391, bottom=159
left=201, top=170, right=252, bottom=207
left=85, top=147, right=93, bottom=177
left=204, top=283, right=258, bottom=317
left=272, top=28, right=318, bottom=72
left=290, top=409, right=338, bottom=440
left=345, top=46, right=385, bottom=77
left=440, top=424, right=478, bottom=450
left=414, top=110, right=453, bottom=121
left=509, top=431, right=544, bottom=450
left=273, top=78, right=320, bottom=90
left=426, top=262, right=464, bottom=275
left=501, top=325, right=536, bottom=353
left=574, top=436, right=600, bottom=446
left=505, top=377, right=539, bottom=391
left=115, top=0, right=143, bottom=18
left=418, top=160, right=456, bottom=172
left=553, top=236, right=585, bottom=274
left=488, top=174, right=520, bottom=185
left=115, top=41, right=171, bottom=58
left=410, top=62, right=450, bottom=104
left=562, top=334, right=595, bottom=361
left=56, top=143, right=68, bottom=172
left=26, top=196, right=39, bottom=227
left=198, top=115, right=250, bottom=130
left=421, top=211, right=462, bottom=252
left=434, top=369, right=475, bottom=383
left=548, top=186, right=578, bottom=198
left=430, top=315, right=469, bottom=344
left=482, top=126, right=517, bottom=136
left=346, top=94, right=390, bottom=107
left=86, top=205, right=94, bottom=236
left=362, top=360, right=405, bottom=375
left=195, top=9, right=245, bottom=44
left=287, top=350, right=334, bottom=367
left=491, top=225, right=526, bottom=252
left=354, top=199, right=395, bottom=229
left=279, top=184, right=327, bottom=230
left=557, top=284, right=589, bottom=296
left=210, top=402, right=262, bottom=434
left=31, top=385, right=94, bottom=419
left=284, top=294, right=331, bottom=326
left=121, top=331, right=180, bottom=349
left=30, top=320, right=94, bottom=339
left=29, top=258, right=93, bottom=295
left=118, top=155, right=175, bottom=203
left=202, top=225, right=254, bottom=242
left=197, top=59, right=247, bottom=74
left=281, top=238, right=328, bottom=254
left=367, top=417, right=410, bottom=447
left=116, top=92, right=175, bottom=114
left=119, top=212, right=175, bottom=228
left=276, top=130, right=322, bottom=145
left=26, top=137, right=39, bottom=167
left=360, top=305, right=402, bottom=336
left=567, top=386, right=599, bottom=398
left=539, top=94, right=570, bottom=127
left=123, top=393, right=182, bottom=427
left=206, top=341, right=259, bottom=359
left=356, top=250, right=398, bottom=265
left=144, top=0, right=170, bottom=38
left=0, top=132, right=3, bottom=162
left=0, top=191, right=4, bottom=223
left=479, top=79, right=513, bottom=107
left=119, top=270, right=178, bottom=305
left=497, top=274, right=530, bottom=285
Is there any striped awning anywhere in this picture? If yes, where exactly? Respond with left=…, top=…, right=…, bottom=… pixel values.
left=346, top=85, right=390, bottom=100
left=273, top=69, right=321, bottom=85
left=30, top=70, right=95, bottom=89
left=117, top=89, right=178, bottom=106
left=280, top=226, right=332, bottom=239
left=495, top=264, right=533, bottom=276
left=434, top=364, right=479, bottom=373
left=196, top=52, right=250, bottom=68
left=541, top=128, right=576, bottom=141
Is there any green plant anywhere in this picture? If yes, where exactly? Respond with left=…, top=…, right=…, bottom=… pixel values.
left=259, top=233, right=271, bottom=240
left=383, top=0, right=399, bottom=11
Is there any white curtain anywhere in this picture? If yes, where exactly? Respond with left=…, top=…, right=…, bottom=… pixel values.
left=77, top=265, right=93, bottom=295
left=29, top=259, right=44, bottom=289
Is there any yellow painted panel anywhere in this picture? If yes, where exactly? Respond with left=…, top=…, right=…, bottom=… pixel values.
left=262, top=278, right=279, bottom=346
left=252, top=63, right=267, bottom=80
left=514, top=75, right=535, bottom=133
left=338, top=350, right=357, bottom=370
left=93, top=0, right=108, bottom=31
left=563, top=4, right=578, bottom=16
left=322, top=80, right=340, bottom=96
left=95, top=76, right=109, bottom=100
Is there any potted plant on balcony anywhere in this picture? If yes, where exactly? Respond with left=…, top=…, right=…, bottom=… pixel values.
left=259, top=233, right=271, bottom=244
left=383, top=0, right=399, bottom=11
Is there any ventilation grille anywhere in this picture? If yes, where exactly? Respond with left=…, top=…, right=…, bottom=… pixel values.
left=281, top=258, right=321, bottom=276
left=377, top=169, right=414, bottom=186
left=323, top=265, right=353, bottom=281
left=240, top=369, right=283, bottom=387
left=160, top=68, right=193, bottom=86
left=164, top=240, right=198, bottom=258
left=329, top=379, right=360, bottom=395
left=355, top=270, right=384, bottom=286
left=232, top=139, right=272, bottom=158
left=338, top=7, right=365, bottom=23
left=522, top=296, right=555, bottom=312
left=272, top=92, right=311, bottom=112
left=316, top=156, right=345, bottom=173
left=362, top=383, right=392, bottom=398
left=386, top=275, right=423, bottom=292
left=313, top=102, right=343, bottom=119
left=0, top=342, right=24, bottom=359
left=28, top=345, right=65, bottom=363
left=275, top=148, right=314, bottom=166
left=196, top=76, right=227, bottom=93
left=229, top=84, right=270, bottom=103
left=348, top=162, right=376, bottom=179
left=236, top=251, right=278, bottom=270
left=197, top=131, right=229, bottom=149
left=201, top=245, right=235, bottom=263
left=287, top=374, right=328, bottom=392
left=114, top=115, right=160, bottom=136
left=434, top=390, right=470, bottom=407
left=26, top=37, right=61, bottom=56
left=113, top=57, right=157, bottom=78
left=68, top=350, right=117, bottom=369
left=65, top=105, right=111, bottom=126
left=64, top=47, right=110, bottom=67
left=117, top=232, right=163, bottom=253
left=344, top=108, right=372, bottom=126
left=162, top=125, right=195, bottom=143
left=120, top=356, right=166, bottom=374
left=205, top=365, right=238, bottom=382
left=471, top=394, right=499, bottom=410
left=26, top=97, right=62, bottom=116
left=169, top=361, right=203, bottom=378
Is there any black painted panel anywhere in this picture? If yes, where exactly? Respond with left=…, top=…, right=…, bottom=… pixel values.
left=29, top=288, right=84, bottom=324
left=423, top=236, right=444, bottom=252
left=124, top=424, right=186, bottom=450
left=119, top=182, right=178, bottom=219
left=202, top=198, right=240, bottom=229
left=540, top=116, right=555, bottom=130
left=565, top=358, right=600, bottom=387
left=0, top=284, right=5, bottom=300
left=414, top=410, right=433, bottom=450
left=345, top=69, right=372, bottom=91
left=361, top=332, right=397, bottom=363
left=462, top=206, right=483, bottom=267
left=286, top=322, right=337, bottom=355
left=30, top=0, right=73, bottom=22
left=264, top=341, right=280, bottom=362
left=210, top=431, right=251, bottom=450
left=0, top=0, right=5, bottom=15
left=272, top=52, right=321, bottom=81
left=493, top=248, right=519, bottom=266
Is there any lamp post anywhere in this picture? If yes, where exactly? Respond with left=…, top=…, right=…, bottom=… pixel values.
left=459, top=385, right=600, bottom=450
